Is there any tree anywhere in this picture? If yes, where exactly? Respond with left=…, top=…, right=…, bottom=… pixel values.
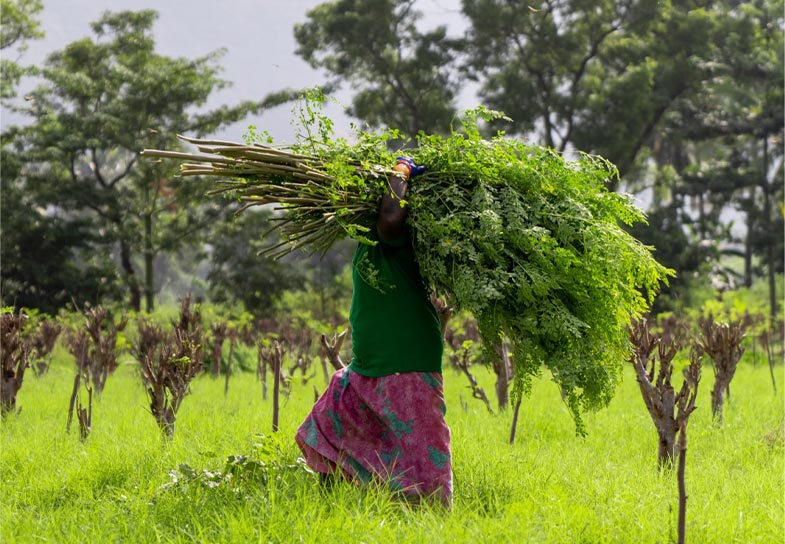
left=0, top=1, right=105, bottom=314
left=0, top=142, right=122, bottom=314
left=462, top=1, right=732, bottom=180
left=671, top=0, right=784, bottom=319
left=294, top=0, right=462, bottom=137
left=4, top=10, right=270, bottom=313
left=463, top=0, right=782, bottom=310
left=0, top=0, right=43, bottom=102
left=632, top=1, right=784, bottom=316
left=206, top=206, right=306, bottom=318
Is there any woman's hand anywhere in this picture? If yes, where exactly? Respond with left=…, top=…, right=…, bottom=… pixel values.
left=394, top=156, right=426, bottom=180
left=378, top=157, right=426, bottom=241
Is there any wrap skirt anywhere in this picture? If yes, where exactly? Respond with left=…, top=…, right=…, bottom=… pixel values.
left=295, top=367, right=452, bottom=505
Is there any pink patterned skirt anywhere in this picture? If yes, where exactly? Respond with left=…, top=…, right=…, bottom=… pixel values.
left=295, top=367, right=452, bottom=506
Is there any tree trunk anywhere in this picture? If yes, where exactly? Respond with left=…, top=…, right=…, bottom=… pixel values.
left=257, top=344, right=268, bottom=400
left=212, top=340, right=223, bottom=377
left=224, top=338, right=235, bottom=397
left=762, top=333, right=778, bottom=395
left=144, top=211, right=155, bottom=313
left=151, top=381, right=176, bottom=437
left=656, top=387, right=678, bottom=468
left=711, top=378, right=727, bottom=425
left=677, top=433, right=688, bottom=544
left=77, top=387, right=93, bottom=442
left=493, top=343, right=510, bottom=411
left=120, top=239, right=141, bottom=312
left=1, top=370, right=23, bottom=417
left=744, top=186, right=755, bottom=288
left=260, top=352, right=268, bottom=400
left=697, top=192, right=707, bottom=240
left=161, top=407, right=176, bottom=438
left=509, top=396, right=522, bottom=445
left=761, top=137, right=778, bottom=322
left=66, top=371, right=81, bottom=432
left=639, top=382, right=678, bottom=470
left=94, top=367, right=107, bottom=400
left=272, top=351, right=281, bottom=432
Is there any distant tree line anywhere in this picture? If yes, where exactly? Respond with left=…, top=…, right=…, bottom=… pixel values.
left=1, top=7, right=302, bottom=316
left=1, top=1, right=782, bottom=321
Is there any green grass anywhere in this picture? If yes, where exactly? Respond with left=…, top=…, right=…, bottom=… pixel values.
left=1, top=354, right=782, bottom=543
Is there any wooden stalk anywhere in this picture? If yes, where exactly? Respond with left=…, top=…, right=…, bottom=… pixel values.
left=628, top=318, right=682, bottom=469
left=257, top=337, right=268, bottom=400
left=456, top=349, right=493, bottom=414
left=677, top=434, right=688, bottom=544
left=261, top=340, right=285, bottom=432
left=272, top=343, right=282, bottom=433
left=65, top=330, right=90, bottom=432
left=676, top=348, right=702, bottom=544
left=77, top=386, right=93, bottom=442
left=67, top=371, right=81, bottom=433
left=509, top=396, right=523, bottom=445
left=224, top=331, right=237, bottom=398
left=320, top=330, right=347, bottom=371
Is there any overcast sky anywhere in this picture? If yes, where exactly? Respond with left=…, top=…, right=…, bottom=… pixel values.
left=3, top=0, right=469, bottom=143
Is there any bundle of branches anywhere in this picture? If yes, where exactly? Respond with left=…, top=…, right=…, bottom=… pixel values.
left=143, top=101, right=672, bottom=433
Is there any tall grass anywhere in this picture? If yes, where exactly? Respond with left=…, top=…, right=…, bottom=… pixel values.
left=1, top=352, right=782, bottom=543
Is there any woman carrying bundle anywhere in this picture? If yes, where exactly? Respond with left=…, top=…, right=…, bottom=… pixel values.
left=295, top=156, right=452, bottom=507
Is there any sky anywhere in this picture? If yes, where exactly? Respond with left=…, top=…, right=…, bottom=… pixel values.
left=2, top=0, right=470, bottom=143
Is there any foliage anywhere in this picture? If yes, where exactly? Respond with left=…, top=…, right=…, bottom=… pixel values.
left=272, top=246, right=354, bottom=327
left=293, top=0, right=461, bottom=136
left=1, top=9, right=266, bottom=314
left=0, top=143, right=124, bottom=314
left=205, top=206, right=306, bottom=318
left=654, top=0, right=784, bottom=318
left=460, top=0, right=783, bottom=320
left=408, top=109, right=673, bottom=433
left=160, top=434, right=313, bottom=498
left=0, top=0, right=43, bottom=101
left=0, top=3, right=119, bottom=313
left=462, top=0, right=669, bottom=174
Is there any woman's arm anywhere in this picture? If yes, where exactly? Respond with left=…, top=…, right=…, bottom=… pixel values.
left=377, top=157, right=424, bottom=241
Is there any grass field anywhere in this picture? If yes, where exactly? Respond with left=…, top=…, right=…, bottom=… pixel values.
left=1, top=352, right=782, bottom=543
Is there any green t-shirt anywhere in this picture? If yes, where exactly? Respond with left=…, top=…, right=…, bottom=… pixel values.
left=348, top=227, right=443, bottom=377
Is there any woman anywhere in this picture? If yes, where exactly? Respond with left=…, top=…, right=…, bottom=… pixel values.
left=295, top=156, right=452, bottom=506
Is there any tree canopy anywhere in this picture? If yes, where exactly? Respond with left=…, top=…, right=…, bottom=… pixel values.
left=288, top=0, right=784, bottom=318
left=0, top=0, right=43, bottom=101
left=2, top=10, right=269, bottom=313
left=294, top=0, right=462, bottom=136
left=1, top=3, right=781, bottom=321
